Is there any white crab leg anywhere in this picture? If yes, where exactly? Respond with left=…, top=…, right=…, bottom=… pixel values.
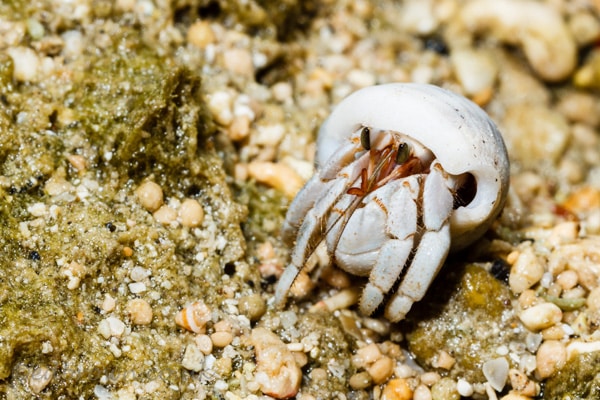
left=274, top=149, right=369, bottom=307
left=359, top=177, right=421, bottom=315
left=281, top=139, right=362, bottom=244
left=384, top=162, right=454, bottom=322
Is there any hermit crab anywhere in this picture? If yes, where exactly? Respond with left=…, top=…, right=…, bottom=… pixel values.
left=274, top=83, right=510, bottom=322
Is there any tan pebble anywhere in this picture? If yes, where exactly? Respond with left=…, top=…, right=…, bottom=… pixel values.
left=381, top=378, right=413, bottom=400
left=251, top=327, right=301, bottom=399
left=500, top=393, right=533, bottom=400
left=247, top=161, right=304, bottom=199
left=44, top=176, right=74, bottom=196
left=430, top=377, right=459, bottom=400
left=127, top=298, right=153, bottom=325
left=536, top=340, right=566, bottom=378
left=353, top=343, right=382, bottom=368
left=223, top=48, right=254, bottom=76
left=153, top=205, right=177, bottom=225
left=320, top=265, right=351, bottom=289
left=102, top=294, right=116, bottom=313
left=563, top=186, right=600, bottom=214
left=213, top=320, right=231, bottom=332
left=66, top=154, right=87, bottom=173
left=519, top=302, right=562, bottom=331
left=547, top=221, right=579, bottom=246
left=292, top=351, right=308, bottom=368
left=194, top=334, right=213, bottom=355
left=187, top=20, right=215, bottom=49
left=309, top=368, right=328, bottom=382
left=29, top=366, right=53, bottom=394
left=367, top=355, right=394, bottom=384
left=587, top=286, right=600, bottom=310
left=413, top=384, right=432, bottom=400
left=420, top=371, right=441, bottom=386
left=175, top=301, right=211, bottom=333
left=349, top=371, right=372, bottom=390
left=122, top=246, right=133, bottom=257
left=518, top=289, right=538, bottom=308
left=136, top=181, right=163, bottom=212
left=433, top=350, right=455, bottom=370
left=450, top=48, right=497, bottom=98
left=556, top=270, right=578, bottom=290
left=238, top=293, right=267, bottom=322
left=509, top=247, right=544, bottom=294
left=228, top=115, right=251, bottom=141
left=179, top=199, right=204, bottom=227
left=215, top=356, right=233, bottom=375
left=288, top=270, right=315, bottom=297
left=272, top=82, right=293, bottom=102
left=211, top=331, right=233, bottom=348
left=540, top=325, right=567, bottom=340
left=257, top=240, right=276, bottom=261
left=508, top=369, right=537, bottom=396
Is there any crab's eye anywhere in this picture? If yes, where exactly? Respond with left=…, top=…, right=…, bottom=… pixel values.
left=395, top=142, right=410, bottom=164
left=360, top=127, right=371, bottom=150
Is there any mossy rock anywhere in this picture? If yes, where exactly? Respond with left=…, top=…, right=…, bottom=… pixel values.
left=543, top=351, right=600, bottom=399
left=403, top=263, right=521, bottom=383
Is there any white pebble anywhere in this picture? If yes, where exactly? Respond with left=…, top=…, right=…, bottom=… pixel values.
left=7, top=46, right=41, bottom=82
left=182, top=343, right=204, bottom=372
left=128, top=282, right=147, bottom=294
left=98, top=317, right=126, bottom=339
left=130, top=266, right=151, bottom=282
left=456, top=378, right=473, bottom=397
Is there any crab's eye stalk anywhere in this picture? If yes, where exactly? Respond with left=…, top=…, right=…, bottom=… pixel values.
left=395, top=142, right=410, bottom=164
left=360, top=127, right=371, bottom=150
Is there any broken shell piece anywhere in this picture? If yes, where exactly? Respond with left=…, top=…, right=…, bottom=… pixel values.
left=251, top=327, right=301, bottom=399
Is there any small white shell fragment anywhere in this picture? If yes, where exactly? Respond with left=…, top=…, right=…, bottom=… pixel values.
left=482, top=357, right=509, bottom=392
left=460, top=0, right=576, bottom=81
left=251, top=327, right=301, bottom=399
left=519, top=302, right=563, bottom=331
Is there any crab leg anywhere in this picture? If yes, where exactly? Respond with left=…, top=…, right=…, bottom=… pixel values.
left=274, top=148, right=369, bottom=307
left=359, top=177, right=421, bottom=315
left=281, top=139, right=363, bottom=244
left=384, top=162, right=454, bottom=322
